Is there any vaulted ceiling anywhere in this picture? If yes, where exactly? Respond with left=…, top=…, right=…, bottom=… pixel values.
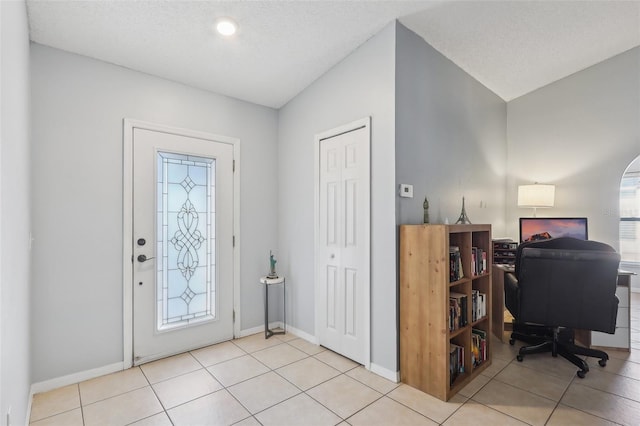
left=26, top=0, right=640, bottom=109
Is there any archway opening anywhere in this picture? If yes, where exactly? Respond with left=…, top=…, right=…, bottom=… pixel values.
left=620, top=155, right=640, bottom=264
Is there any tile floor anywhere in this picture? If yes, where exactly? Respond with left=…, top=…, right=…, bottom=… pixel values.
left=30, top=293, right=640, bottom=426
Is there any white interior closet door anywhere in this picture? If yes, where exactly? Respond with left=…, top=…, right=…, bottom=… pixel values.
left=315, top=118, right=370, bottom=365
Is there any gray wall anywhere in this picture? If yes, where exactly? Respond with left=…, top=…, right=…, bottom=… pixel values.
left=506, top=47, right=640, bottom=246
left=278, top=22, right=398, bottom=372
left=507, top=47, right=640, bottom=290
left=30, top=45, right=278, bottom=382
left=395, top=23, right=507, bottom=233
left=1, top=0, right=32, bottom=423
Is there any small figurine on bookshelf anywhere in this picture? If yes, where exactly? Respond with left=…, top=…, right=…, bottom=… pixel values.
left=455, top=196, right=472, bottom=224
left=267, top=250, right=278, bottom=278
left=423, top=197, right=430, bottom=224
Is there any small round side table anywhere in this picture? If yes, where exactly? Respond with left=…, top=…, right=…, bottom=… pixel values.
left=259, top=276, right=285, bottom=339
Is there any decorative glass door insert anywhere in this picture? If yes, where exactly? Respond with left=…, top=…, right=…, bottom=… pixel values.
left=157, top=152, right=216, bottom=331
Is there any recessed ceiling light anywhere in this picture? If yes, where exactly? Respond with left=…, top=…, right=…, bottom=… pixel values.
left=215, top=17, right=237, bottom=37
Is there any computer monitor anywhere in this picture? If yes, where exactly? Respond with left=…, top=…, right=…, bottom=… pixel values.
left=519, top=217, right=588, bottom=243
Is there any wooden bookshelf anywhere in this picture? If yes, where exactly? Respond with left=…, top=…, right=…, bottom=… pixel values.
left=399, top=224, right=492, bottom=401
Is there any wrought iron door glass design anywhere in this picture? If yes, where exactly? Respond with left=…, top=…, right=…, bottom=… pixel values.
left=157, top=152, right=216, bottom=330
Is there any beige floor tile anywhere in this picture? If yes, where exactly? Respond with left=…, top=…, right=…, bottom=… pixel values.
left=228, top=371, right=301, bottom=414
left=233, top=416, right=262, bottom=426
left=128, top=412, right=173, bottom=426
left=347, top=396, right=437, bottom=426
left=457, top=373, right=491, bottom=398
left=471, top=380, right=556, bottom=426
left=152, top=368, right=223, bottom=409
left=514, top=352, right=582, bottom=380
left=207, top=354, right=270, bottom=386
left=252, top=343, right=308, bottom=369
left=274, top=331, right=298, bottom=342
left=233, top=333, right=283, bottom=353
left=387, top=384, right=466, bottom=424
left=256, top=393, right=342, bottom=426
left=479, top=356, right=510, bottom=378
left=29, top=408, right=83, bottom=426
left=345, top=366, right=399, bottom=394
left=275, top=357, right=341, bottom=390
left=30, top=384, right=80, bottom=422
left=167, top=389, right=251, bottom=426
left=546, top=404, right=617, bottom=426
left=140, top=352, right=201, bottom=384
left=493, top=362, right=571, bottom=401
left=306, top=374, right=382, bottom=419
left=83, top=386, right=163, bottom=426
left=190, top=340, right=246, bottom=366
left=578, top=365, right=640, bottom=402
left=313, top=350, right=359, bottom=372
left=587, top=355, right=640, bottom=380
left=442, top=401, right=528, bottom=425
left=79, top=367, right=148, bottom=405
left=606, top=348, right=640, bottom=364
left=561, top=382, right=640, bottom=425
left=286, top=338, right=326, bottom=355
left=491, top=340, right=520, bottom=361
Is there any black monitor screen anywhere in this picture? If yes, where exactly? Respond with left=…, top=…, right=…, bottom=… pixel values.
left=519, top=217, right=588, bottom=243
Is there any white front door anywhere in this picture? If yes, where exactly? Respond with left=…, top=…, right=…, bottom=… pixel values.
left=316, top=118, right=370, bottom=365
left=130, top=125, right=235, bottom=364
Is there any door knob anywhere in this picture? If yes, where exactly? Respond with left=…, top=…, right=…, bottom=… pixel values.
left=137, top=254, right=155, bottom=263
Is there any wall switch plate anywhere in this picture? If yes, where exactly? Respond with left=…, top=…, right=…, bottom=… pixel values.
left=399, top=184, right=413, bottom=198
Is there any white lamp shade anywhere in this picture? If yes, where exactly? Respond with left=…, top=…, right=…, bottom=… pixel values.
left=518, top=184, right=555, bottom=208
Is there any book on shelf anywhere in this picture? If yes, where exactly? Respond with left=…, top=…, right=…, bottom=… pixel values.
left=449, top=246, right=464, bottom=282
left=471, top=247, right=488, bottom=276
left=449, top=292, right=468, bottom=330
left=471, top=289, right=487, bottom=321
left=449, top=343, right=464, bottom=385
left=471, top=328, right=488, bottom=367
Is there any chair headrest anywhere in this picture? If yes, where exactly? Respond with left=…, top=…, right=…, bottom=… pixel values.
left=514, top=237, right=616, bottom=278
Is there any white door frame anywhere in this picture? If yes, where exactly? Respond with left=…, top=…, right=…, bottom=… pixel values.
left=122, top=119, right=241, bottom=369
left=314, top=116, right=371, bottom=369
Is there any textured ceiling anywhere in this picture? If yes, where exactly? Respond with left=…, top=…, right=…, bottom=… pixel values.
left=26, top=1, right=640, bottom=108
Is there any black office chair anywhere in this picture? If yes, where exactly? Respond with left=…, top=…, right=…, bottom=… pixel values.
left=504, top=237, right=620, bottom=378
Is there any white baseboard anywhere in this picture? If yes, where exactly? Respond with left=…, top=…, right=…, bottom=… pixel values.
left=369, top=362, right=400, bottom=383
left=284, top=324, right=318, bottom=344
left=26, top=393, right=33, bottom=426
left=238, top=324, right=265, bottom=338
left=30, top=362, right=124, bottom=395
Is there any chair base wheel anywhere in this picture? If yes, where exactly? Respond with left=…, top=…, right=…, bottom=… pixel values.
left=516, top=355, right=523, bottom=362
left=598, top=359, right=607, bottom=367
left=577, top=370, right=586, bottom=378
left=509, top=338, right=515, bottom=345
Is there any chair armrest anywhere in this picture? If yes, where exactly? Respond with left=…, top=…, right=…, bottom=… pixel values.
left=601, top=294, right=619, bottom=334
left=504, top=272, right=520, bottom=319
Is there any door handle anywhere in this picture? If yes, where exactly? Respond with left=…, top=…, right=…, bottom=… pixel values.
left=137, top=254, right=155, bottom=263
